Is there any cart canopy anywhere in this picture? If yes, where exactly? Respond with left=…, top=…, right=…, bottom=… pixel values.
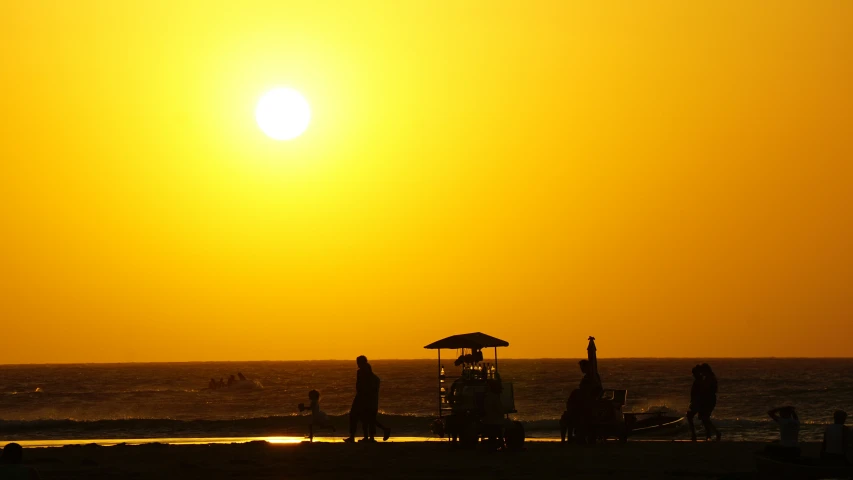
left=424, top=332, right=509, bottom=350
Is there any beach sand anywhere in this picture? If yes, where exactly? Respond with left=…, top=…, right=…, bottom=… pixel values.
left=13, top=439, right=805, bottom=479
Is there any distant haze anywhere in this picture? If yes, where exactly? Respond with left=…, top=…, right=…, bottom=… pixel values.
left=1, top=1, right=851, bottom=363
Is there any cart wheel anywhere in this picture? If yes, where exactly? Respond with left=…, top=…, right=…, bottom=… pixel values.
left=619, top=423, right=629, bottom=443
left=505, top=421, right=525, bottom=450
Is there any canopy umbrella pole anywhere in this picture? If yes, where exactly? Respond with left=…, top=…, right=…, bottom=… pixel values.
left=438, top=349, right=442, bottom=417
left=494, top=347, right=498, bottom=371
left=587, top=336, right=598, bottom=380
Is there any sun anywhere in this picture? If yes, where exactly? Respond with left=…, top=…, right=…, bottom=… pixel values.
left=255, top=88, right=311, bottom=141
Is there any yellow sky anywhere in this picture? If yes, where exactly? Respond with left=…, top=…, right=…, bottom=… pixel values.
left=2, top=1, right=851, bottom=363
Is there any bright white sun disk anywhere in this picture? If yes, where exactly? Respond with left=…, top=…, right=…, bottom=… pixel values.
left=255, top=88, right=311, bottom=140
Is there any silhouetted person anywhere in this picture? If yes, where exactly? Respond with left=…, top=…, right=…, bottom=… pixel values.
left=453, top=349, right=484, bottom=367
left=578, top=359, right=603, bottom=398
left=697, top=363, right=721, bottom=441
left=238, top=372, right=247, bottom=381
left=208, top=378, right=217, bottom=390
left=218, top=378, right=225, bottom=388
left=344, top=355, right=372, bottom=443
left=765, top=406, right=799, bottom=460
left=559, top=399, right=572, bottom=443
left=362, top=363, right=390, bottom=442
left=821, top=410, right=850, bottom=465
left=686, top=365, right=703, bottom=441
left=227, top=375, right=236, bottom=386
left=482, top=379, right=506, bottom=450
left=446, top=377, right=466, bottom=443
left=560, top=359, right=602, bottom=443
left=299, top=389, right=334, bottom=442
left=0, top=443, right=41, bottom=479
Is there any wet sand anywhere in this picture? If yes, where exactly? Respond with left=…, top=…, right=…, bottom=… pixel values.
left=13, top=439, right=808, bottom=479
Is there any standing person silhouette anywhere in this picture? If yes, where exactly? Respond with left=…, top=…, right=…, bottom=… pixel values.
left=698, top=363, right=721, bottom=441
left=686, top=365, right=703, bottom=441
left=560, top=341, right=603, bottom=443
left=362, top=363, right=391, bottom=442
left=344, top=355, right=372, bottom=443
left=0, top=443, right=41, bottom=479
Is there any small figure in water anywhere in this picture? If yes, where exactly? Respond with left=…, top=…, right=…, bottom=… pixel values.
left=238, top=372, right=247, bottom=381
left=227, top=375, right=236, bottom=386
left=765, top=406, right=799, bottom=460
left=299, top=389, right=334, bottom=442
left=821, top=410, right=850, bottom=466
left=208, top=378, right=217, bottom=390
left=218, top=378, right=226, bottom=388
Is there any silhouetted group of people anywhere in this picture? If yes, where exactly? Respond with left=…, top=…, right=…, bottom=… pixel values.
left=765, top=405, right=850, bottom=466
left=560, top=358, right=722, bottom=444
left=687, top=363, right=720, bottom=442
left=344, top=355, right=390, bottom=443
left=298, top=356, right=391, bottom=442
left=208, top=372, right=247, bottom=389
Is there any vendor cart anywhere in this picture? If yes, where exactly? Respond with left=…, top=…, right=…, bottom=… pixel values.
left=424, top=332, right=523, bottom=447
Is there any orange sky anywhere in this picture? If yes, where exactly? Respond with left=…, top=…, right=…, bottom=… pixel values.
left=2, top=1, right=851, bottom=363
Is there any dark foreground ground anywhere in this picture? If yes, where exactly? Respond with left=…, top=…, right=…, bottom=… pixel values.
left=14, top=440, right=809, bottom=479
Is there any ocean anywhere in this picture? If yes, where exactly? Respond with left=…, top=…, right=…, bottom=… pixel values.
left=2, top=359, right=851, bottom=443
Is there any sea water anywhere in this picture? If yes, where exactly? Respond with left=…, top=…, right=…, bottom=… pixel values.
left=2, top=359, right=851, bottom=442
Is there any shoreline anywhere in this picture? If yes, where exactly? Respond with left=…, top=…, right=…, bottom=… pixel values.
left=4, top=435, right=736, bottom=449
left=9, top=439, right=805, bottom=479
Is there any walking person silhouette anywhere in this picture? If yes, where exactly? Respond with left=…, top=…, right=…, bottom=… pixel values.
left=362, top=362, right=391, bottom=442
left=344, top=356, right=370, bottom=442
left=697, top=363, right=721, bottom=441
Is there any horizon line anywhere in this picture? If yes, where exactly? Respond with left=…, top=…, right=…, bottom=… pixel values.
left=3, top=356, right=853, bottom=367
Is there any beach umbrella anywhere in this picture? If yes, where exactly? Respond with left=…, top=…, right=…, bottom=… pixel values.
left=587, top=336, right=598, bottom=379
